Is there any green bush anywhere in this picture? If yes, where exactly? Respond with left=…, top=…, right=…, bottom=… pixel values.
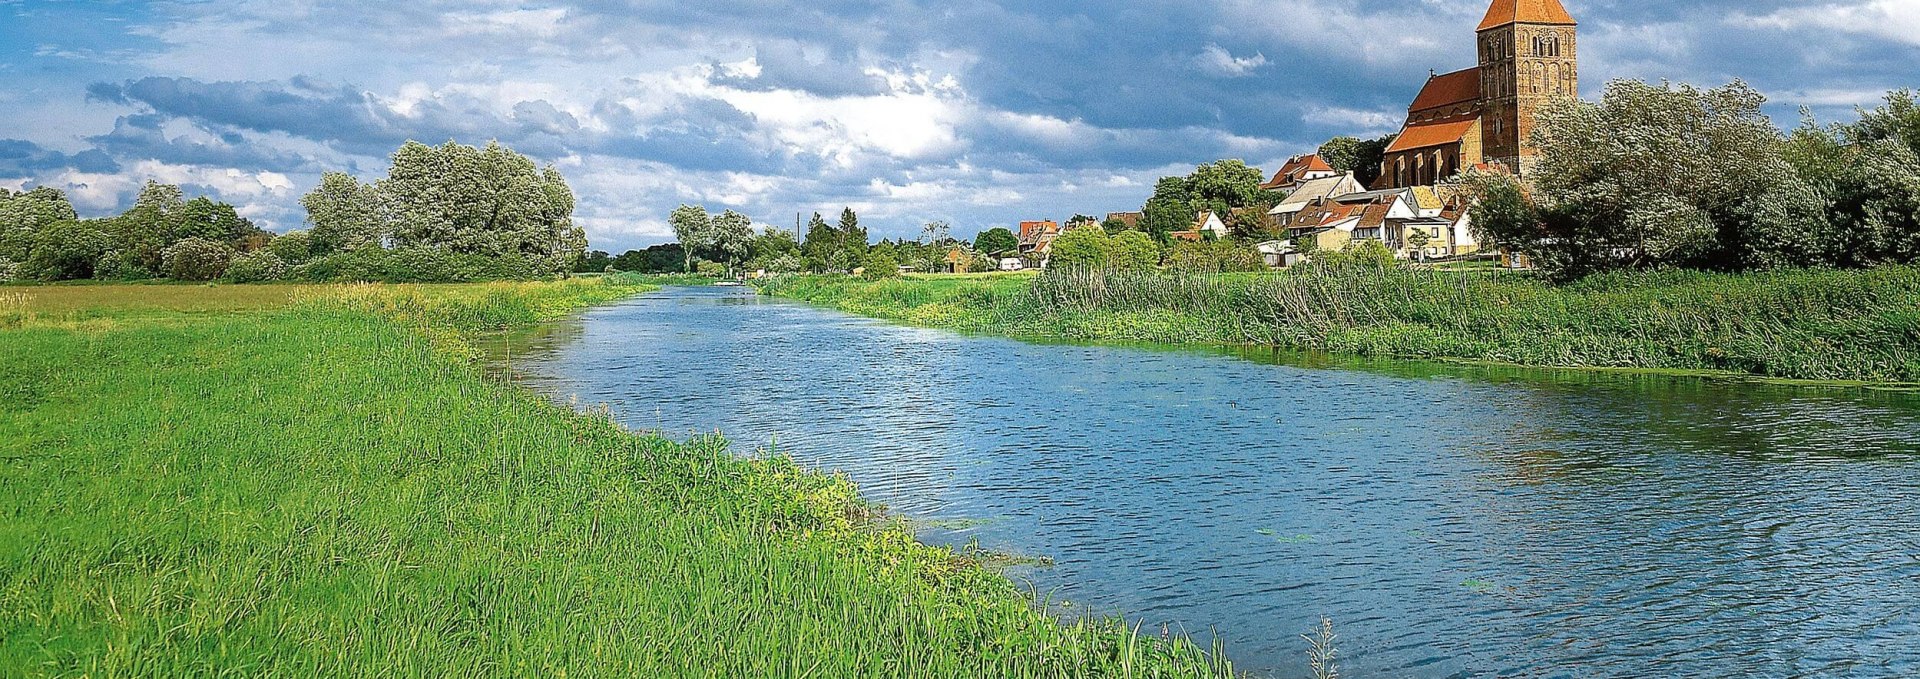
left=863, top=251, right=901, bottom=279
left=25, top=220, right=111, bottom=281
left=93, top=249, right=156, bottom=281
left=161, top=237, right=236, bottom=281
left=267, top=230, right=314, bottom=264
left=288, top=246, right=552, bottom=283
left=223, top=251, right=288, bottom=283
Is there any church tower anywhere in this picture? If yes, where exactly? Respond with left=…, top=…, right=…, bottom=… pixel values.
left=1476, top=0, right=1577, bottom=176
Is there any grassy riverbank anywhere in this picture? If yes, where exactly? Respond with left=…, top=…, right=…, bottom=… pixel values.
left=0, top=279, right=1231, bottom=677
left=756, top=266, right=1920, bottom=383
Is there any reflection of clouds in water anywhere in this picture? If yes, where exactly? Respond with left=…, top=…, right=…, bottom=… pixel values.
left=513, top=287, right=1920, bottom=678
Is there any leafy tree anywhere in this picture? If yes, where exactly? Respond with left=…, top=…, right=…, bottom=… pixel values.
left=1785, top=90, right=1920, bottom=266
left=1110, top=231, right=1161, bottom=270
left=161, top=237, right=235, bottom=281
left=1536, top=80, right=1816, bottom=272
left=25, top=220, right=110, bottom=280
left=269, top=230, right=315, bottom=264
left=377, top=141, right=584, bottom=272
left=1140, top=177, right=1193, bottom=242
left=0, top=187, right=77, bottom=262
left=1187, top=159, right=1268, bottom=219
left=1049, top=227, right=1112, bottom=268
left=574, top=250, right=614, bottom=273
left=303, top=172, right=388, bottom=255
left=837, top=207, right=866, bottom=258
left=224, top=251, right=288, bottom=283
left=1101, top=217, right=1131, bottom=235
left=862, top=249, right=900, bottom=279
left=668, top=204, right=711, bottom=273
left=612, top=244, right=685, bottom=273
left=1317, top=137, right=1364, bottom=173
left=973, top=227, right=1019, bottom=255
left=801, top=212, right=836, bottom=271
left=1229, top=202, right=1277, bottom=240
left=709, top=209, right=755, bottom=276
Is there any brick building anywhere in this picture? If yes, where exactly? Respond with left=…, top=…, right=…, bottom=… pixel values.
left=1377, top=0, right=1578, bottom=189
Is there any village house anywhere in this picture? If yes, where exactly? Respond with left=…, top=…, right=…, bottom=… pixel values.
left=1017, top=220, right=1063, bottom=268
left=1268, top=173, right=1364, bottom=229
left=1375, top=0, right=1578, bottom=190
left=1260, top=154, right=1340, bottom=192
left=1169, top=211, right=1229, bottom=242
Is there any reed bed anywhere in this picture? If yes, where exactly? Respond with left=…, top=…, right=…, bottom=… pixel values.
left=757, top=265, right=1920, bottom=382
left=0, top=278, right=1233, bottom=678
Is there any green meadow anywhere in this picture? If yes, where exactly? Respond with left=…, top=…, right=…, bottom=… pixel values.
left=756, top=265, right=1920, bottom=383
left=0, top=278, right=1231, bottom=678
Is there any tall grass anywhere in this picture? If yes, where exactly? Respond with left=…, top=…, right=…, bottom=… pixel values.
left=756, top=265, right=1920, bottom=382
left=0, top=279, right=1233, bottom=678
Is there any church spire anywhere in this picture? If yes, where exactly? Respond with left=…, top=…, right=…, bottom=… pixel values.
left=1477, top=0, right=1577, bottom=32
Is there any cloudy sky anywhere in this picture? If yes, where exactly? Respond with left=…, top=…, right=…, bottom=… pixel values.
left=2, top=0, right=1915, bottom=250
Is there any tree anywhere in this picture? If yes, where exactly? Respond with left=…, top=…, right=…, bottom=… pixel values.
left=1110, top=231, right=1161, bottom=270
left=161, top=237, right=235, bottom=281
left=709, top=209, right=755, bottom=276
left=837, top=207, right=867, bottom=260
left=224, top=250, right=288, bottom=283
left=1101, top=217, right=1131, bottom=235
left=1784, top=90, right=1920, bottom=267
left=1141, top=177, right=1193, bottom=242
left=574, top=250, right=614, bottom=273
left=862, top=249, right=900, bottom=279
left=1229, top=202, right=1278, bottom=240
left=1522, top=79, right=1815, bottom=274
left=1319, top=134, right=1397, bottom=187
left=24, top=220, right=110, bottom=281
left=375, top=141, right=585, bottom=273
left=1318, top=137, right=1364, bottom=173
left=801, top=212, right=836, bottom=271
left=1049, top=227, right=1112, bottom=268
left=1187, top=159, right=1270, bottom=219
left=973, top=227, right=1018, bottom=256
left=668, top=204, right=711, bottom=273
left=302, top=172, right=388, bottom=255
left=269, top=230, right=315, bottom=264
left=0, top=187, right=77, bottom=262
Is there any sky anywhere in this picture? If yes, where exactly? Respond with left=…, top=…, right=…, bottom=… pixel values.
left=1, top=0, right=1916, bottom=251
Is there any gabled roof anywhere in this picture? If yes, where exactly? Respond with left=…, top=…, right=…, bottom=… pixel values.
left=1408, top=68, right=1482, bottom=113
left=1261, top=154, right=1336, bottom=189
left=1410, top=186, right=1445, bottom=211
left=1385, top=116, right=1480, bottom=153
left=1272, top=173, right=1361, bottom=213
left=1478, top=0, right=1577, bottom=31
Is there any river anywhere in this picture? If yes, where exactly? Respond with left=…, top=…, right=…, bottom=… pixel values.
left=505, top=285, right=1920, bottom=678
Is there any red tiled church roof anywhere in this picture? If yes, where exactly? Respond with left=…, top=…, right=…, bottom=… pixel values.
left=1478, top=0, right=1577, bottom=31
left=1407, top=68, right=1482, bottom=113
left=1385, top=117, right=1479, bottom=153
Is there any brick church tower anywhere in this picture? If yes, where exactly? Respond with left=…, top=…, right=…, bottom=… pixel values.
left=1476, top=0, right=1577, bottom=176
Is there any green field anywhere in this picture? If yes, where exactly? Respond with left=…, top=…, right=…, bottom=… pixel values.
left=756, top=266, right=1920, bottom=383
left=0, top=279, right=1231, bottom=677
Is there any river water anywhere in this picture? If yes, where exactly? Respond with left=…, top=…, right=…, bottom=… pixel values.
left=506, top=285, right=1920, bottom=678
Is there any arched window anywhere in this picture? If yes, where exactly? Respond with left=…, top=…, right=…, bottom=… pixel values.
left=1549, top=63, right=1561, bottom=94
left=1532, top=63, right=1544, bottom=93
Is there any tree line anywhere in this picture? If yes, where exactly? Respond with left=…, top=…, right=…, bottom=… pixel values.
left=0, top=140, right=586, bottom=283
left=1468, top=81, right=1920, bottom=281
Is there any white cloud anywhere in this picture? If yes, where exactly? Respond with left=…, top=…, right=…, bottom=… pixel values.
left=1195, top=44, right=1268, bottom=78
left=1739, top=1, right=1920, bottom=47
left=1301, top=105, right=1402, bottom=134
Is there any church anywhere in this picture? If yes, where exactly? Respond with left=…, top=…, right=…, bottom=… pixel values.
left=1374, top=0, right=1579, bottom=190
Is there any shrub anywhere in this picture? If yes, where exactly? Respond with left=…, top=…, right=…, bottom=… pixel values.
left=25, top=220, right=111, bottom=281
left=863, top=251, right=900, bottom=279
left=162, top=237, right=236, bottom=281
left=223, top=251, right=288, bottom=283
left=268, top=230, right=315, bottom=263
left=93, top=250, right=155, bottom=281
left=1050, top=228, right=1111, bottom=268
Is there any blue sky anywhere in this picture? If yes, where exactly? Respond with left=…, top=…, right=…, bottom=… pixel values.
left=2, top=0, right=1916, bottom=251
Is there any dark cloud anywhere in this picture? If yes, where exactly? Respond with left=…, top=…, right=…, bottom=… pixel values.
left=0, top=138, right=119, bottom=175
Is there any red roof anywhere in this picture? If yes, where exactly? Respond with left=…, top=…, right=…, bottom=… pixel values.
left=1168, top=230, right=1204, bottom=242
left=1262, top=154, right=1336, bottom=189
left=1478, top=0, right=1577, bottom=31
left=1408, top=68, right=1482, bottom=113
left=1385, top=117, right=1479, bottom=153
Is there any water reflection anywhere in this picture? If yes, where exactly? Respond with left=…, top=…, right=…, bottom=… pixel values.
left=507, top=286, right=1920, bottom=678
